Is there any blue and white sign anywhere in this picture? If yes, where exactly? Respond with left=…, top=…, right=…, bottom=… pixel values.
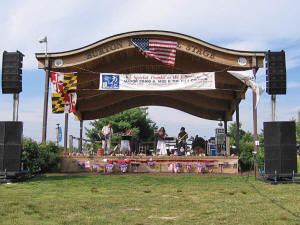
left=56, top=127, right=62, bottom=143
left=101, top=74, right=120, bottom=90
left=99, top=72, right=215, bottom=91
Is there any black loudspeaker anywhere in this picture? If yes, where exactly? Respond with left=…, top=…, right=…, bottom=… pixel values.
left=264, top=121, right=297, bottom=174
left=0, top=121, right=23, bottom=172
left=265, top=51, right=286, bottom=95
left=1, top=51, right=23, bottom=94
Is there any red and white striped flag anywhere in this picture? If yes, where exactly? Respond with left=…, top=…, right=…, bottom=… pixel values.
left=131, top=38, right=177, bottom=66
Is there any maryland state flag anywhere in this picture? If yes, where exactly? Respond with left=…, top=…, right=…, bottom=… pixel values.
left=50, top=72, right=77, bottom=114
left=65, top=92, right=77, bottom=113
left=51, top=93, right=65, bottom=113
left=63, top=73, right=77, bottom=92
left=50, top=72, right=64, bottom=94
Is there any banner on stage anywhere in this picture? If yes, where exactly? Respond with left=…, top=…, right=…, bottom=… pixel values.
left=99, top=72, right=215, bottom=91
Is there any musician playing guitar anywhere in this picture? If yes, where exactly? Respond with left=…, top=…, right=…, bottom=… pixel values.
left=101, top=122, right=113, bottom=155
left=177, top=127, right=188, bottom=156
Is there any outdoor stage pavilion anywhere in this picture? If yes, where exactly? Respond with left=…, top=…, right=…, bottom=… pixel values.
left=35, top=30, right=265, bottom=173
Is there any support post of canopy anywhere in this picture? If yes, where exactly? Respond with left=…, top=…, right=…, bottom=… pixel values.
left=42, top=57, right=50, bottom=143
left=252, top=68, right=258, bottom=154
left=64, top=113, right=68, bottom=154
left=235, top=103, right=240, bottom=154
left=79, top=120, right=83, bottom=152
left=224, top=120, right=227, bottom=135
left=252, top=68, right=258, bottom=179
left=69, top=135, right=73, bottom=153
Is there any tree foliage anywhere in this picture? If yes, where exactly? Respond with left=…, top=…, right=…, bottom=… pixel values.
left=227, top=122, right=265, bottom=170
left=85, top=107, right=156, bottom=144
left=22, top=138, right=61, bottom=173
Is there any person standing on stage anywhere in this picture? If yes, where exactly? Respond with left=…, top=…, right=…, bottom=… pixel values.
left=155, top=127, right=168, bottom=155
left=101, top=122, right=113, bottom=155
left=120, top=128, right=132, bottom=155
left=177, top=127, right=188, bottom=156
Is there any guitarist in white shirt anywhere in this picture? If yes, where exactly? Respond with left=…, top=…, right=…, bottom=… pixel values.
left=101, top=122, right=113, bottom=155
left=177, top=127, right=188, bottom=156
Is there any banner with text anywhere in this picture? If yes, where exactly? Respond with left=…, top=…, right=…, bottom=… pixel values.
left=99, top=72, right=215, bottom=91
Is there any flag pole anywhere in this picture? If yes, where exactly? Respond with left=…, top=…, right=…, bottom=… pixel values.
left=40, top=37, right=49, bottom=143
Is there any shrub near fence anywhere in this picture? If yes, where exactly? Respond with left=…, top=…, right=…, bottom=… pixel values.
left=22, top=138, right=62, bottom=173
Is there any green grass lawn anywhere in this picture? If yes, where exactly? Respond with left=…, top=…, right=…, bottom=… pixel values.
left=0, top=174, right=299, bottom=225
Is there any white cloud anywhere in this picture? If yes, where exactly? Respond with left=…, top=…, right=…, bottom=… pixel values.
left=0, top=0, right=90, bottom=69
left=287, top=81, right=300, bottom=89
left=223, top=40, right=269, bottom=51
left=1, top=0, right=300, bottom=145
left=1, top=0, right=300, bottom=70
left=285, top=47, right=300, bottom=69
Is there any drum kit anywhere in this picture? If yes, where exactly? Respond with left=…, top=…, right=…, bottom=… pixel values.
left=119, top=134, right=132, bottom=155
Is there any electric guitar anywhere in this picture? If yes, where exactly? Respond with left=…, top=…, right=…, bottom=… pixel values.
left=177, top=133, right=188, bottom=144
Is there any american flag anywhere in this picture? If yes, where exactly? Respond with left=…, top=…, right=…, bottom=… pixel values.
left=131, top=38, right=177, bottom=66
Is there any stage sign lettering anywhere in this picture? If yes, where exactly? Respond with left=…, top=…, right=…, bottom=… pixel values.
left=99, top=72, right=215, bottom=91
left=85, top=38, right=216, bottom=61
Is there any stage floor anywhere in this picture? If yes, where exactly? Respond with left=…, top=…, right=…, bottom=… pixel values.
left=61, top=155, right=239, bottom=174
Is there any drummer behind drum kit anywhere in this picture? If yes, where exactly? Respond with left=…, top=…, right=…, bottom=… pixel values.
left=165, top=136, right=206, bottom=156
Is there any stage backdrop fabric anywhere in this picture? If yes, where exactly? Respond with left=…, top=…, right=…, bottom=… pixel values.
left=99, top=72, right=215, bottom=91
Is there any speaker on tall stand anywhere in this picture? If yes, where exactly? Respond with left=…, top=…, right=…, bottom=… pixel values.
left=2, top=51, right=24, bottom=121
left=265, top=50, right=286, bottom=121
left=1, top=51, right=25, bottom=180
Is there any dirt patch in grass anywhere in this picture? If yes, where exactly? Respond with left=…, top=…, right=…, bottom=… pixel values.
left=148, top=215, right=178, bottom=220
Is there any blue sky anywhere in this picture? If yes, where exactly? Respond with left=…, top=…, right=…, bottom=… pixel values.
left=0, top=0, right=300, bottom=143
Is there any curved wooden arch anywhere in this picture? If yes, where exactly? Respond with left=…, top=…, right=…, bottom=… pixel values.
left=35, top=30, right=265, bottom=121
left=36, top=30, right=264, bottom=70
